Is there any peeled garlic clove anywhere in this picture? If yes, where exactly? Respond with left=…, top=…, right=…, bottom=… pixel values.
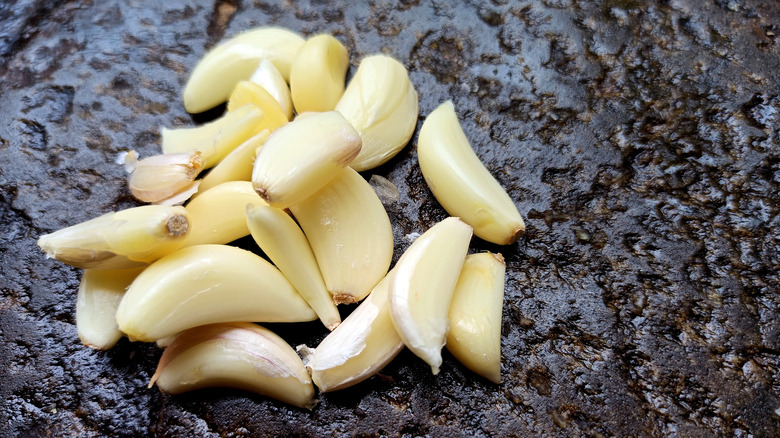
left=252, top=111, right=361, bottom=208
left=290, top=167, right=393, bottom=304
left=116, top=244, right=316, bottom=342
left=181, top=181, right=268, bottom=246
left=182, top=27, right=304, bottom=113
left=76, top=267, right=145, bottom=350
left=249, top=59, right=294, bottom=121
left=417, top=101, right=525, bottom=245
left=335, top=54, right=419, bottom=171
left=309, top=270, right=404, bottom=392
left=227, top=81, right=289, bottom=131
left=161, top=104, right=265, bottom=168
left=246, top=204, right=341, bottom=331
left=446, top=252, right=505, bottom=384
left=196, top=130, right=270, bottom=195
left=150, top=322, right=315, bottom=409
left=128, top=151, right=203, bottom=203
left=290, top=34, right=349, bottom=113
left=389, top=217, right=472, bottom=374
left=37, top=205, right=190, bottom=269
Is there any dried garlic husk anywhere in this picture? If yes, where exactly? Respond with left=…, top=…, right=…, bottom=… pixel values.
left=128, top=152, right=203, bottom=203
left=290, top=34, right=349, bottom=113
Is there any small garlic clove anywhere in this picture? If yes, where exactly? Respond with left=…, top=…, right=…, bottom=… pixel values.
left=446, top=252, right=505, bottom=384
left=116, top=244, right=316, bottom=342
left=182, top=27, right=304, bottom=113
left=153, top=180, right=201, bottom=206
left=76, top=267, right=145, bottom=350
left=196, top=130, right=270, bottom=195
left=309, top=269, right=405, bottom=392
left=161, top=104, right=265, bottom=168
left=389, top=217, right=473, bottom=374
left=128, top=151, right=203, bottom=203
left=250, top=59, right=294, bottom=121
left=251, top=111, right=361, bottom=208
left=417, top=101, right=525, bottom=245
left=290, top=167, right=393, bottom=304
left=37, top=205, right=190, bottom=269
left=150, top=322, right=315, bottom=409
left=227, top=81, right=289, bottom=131
left=290, top=34, right=349, bottom=113
left=335, top=54, right=419, bottom=171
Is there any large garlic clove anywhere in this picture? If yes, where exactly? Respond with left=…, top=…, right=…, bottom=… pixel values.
left=37, top=205, right=190, bottom=269
left=446, top=252, right=505, bottom=384
left=290, top=34, right=349, bottom=114
left=227, top=81, right=289, bottom=131
left=76, top=267, right=145, bottom=350
left=290, top=167, right=393, bottom=304
left=335, top=54, right=419, bottom=171
left=128, top=152, right=203, bottom=203
left=182, top=27, right=304, bottom=113
left=417, top=101, right=525, bottom=245
left=249, top=59, right=294, bottom=121
left=196, top=130, right=270, bottom=195
left=251, top=111, right=361, bottom=208
left=246, top=203, right=341, bottom=331
left=116, top=244, right=316, bottom=342
left=150, top=322, right=315, bottom=409
left=309, top=269, right=405, bottom=392
left=161, top=104, right=265, bottom=168
left=389, top=217, right=473, bottom=374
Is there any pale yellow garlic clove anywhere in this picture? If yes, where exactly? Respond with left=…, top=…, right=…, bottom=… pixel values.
left=290, top=167, right=393, bottom=304
left=76, top=267, right=145, bottom=350
left=335, top=54, right=419, bottom=171
left=446, top=252, right=505, bottom=384
left=196, top=130, right=270, bottom=195
left=37, top=205, right=190, bottom=269
left=128, top=151, right=203, bottom=203
left=150, top=322, right=315, bottom=409
left=417, top=101, right=525, bottom=245
left=309, top=269, right=405, bottom=392
left=116, top=244, right=316, bottom=342
left=161, top=104, right=265, bottom=168
left=389, top=217, right=473, bottom=374
left=227, top=81, right=289, bottom=131
left=182, top=27, right=304, bottom=113
left=246, top=204, right=341, bottom=331
left=290, top=34, right=349, bottom=113
left=249, top=59, right=294, bottom=121
left=251, top=111, right=361, bottom=208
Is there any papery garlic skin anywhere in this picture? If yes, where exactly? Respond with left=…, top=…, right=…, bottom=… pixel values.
left=181, top=181, right=267, bottom=246
left=389, top=217, right=472, bottom=374
left=446, top=252, right=505, bottom=384
left=116, top=244, right=316, bottom=342
left=290, top=167, right=393, bottom=304
left=182, top=27, right=304, bottom=113
left=37, top=205, right=190, bottom=269
left=196, top=130, right=270, bottom=195
left=335, top=54, right=419, bottom=171
left=249, top=59, right=294, bottom=121
left=128, top=152, right=203, bottom=203
left=417, top=101, right=525, bottom=245
left=151, top=322, right=315, bottom=409
left=290, top=34, right=349, bottom=114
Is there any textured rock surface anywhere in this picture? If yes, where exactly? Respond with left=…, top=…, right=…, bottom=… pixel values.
left=1, top=0, right=779, bottom=436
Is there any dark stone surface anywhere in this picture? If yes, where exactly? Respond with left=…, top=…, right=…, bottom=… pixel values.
left=1, top=0, right=779, bottom=436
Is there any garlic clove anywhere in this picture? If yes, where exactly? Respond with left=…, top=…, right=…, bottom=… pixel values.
left=290, top=34, right=349, bottom=114
left=417, top=101, right=525, bottom=245
left=388, top=217, right=473, bottom=374
left=153, top=180, right=201, bottom=206
left=249, top=59, right=294, bottom=121
left=446, top=252, right=505, bottom=384
left=128, top=151, right=203, bottom=203
left=116, top=244, right=316, bottom=342
left=196, top=130, right=270, bottom=195
left=227, top=81, right=289, bottom=131
left=150, top=322, right=315, bottom=409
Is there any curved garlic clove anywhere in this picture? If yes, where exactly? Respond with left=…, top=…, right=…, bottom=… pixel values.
left=161, top=104, right=265, bottom=168
left=389, top=217, right=472, bottom=374
left=249, top=59, right=294, bottom=121
left=446, top=252, right=505, bottom=384
left=182, top=27, right=304, bottom=113
left=251, top=111, right=361, bottom=208
left=128, top=151, right=203, bottom=203
left=309, top=270, right=404, bottom=392
left=246, top=204, right=341, bottom=331
left=196, top=130, right=270, bottom=195
left=335, top=54, right=419, bottom=171
left=150, top=322, right=315, bottom=409
left=76, top=267, right=145, bottom=350
left=116, top=244, right=316, bottom=342
left=290, top=167, right=393, bottom=304
left=290, top=34, right=349, bottom=114
left=417, top=101, right=525, bottom=245
left=227, top=81, right=289, bottom=131
left=153, top=180, right=201, bottom=206
left=37, top=205, right=190, bottom=269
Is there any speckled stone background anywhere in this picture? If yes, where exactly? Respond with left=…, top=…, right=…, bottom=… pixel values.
left=1, top=0, right=778, bottom=436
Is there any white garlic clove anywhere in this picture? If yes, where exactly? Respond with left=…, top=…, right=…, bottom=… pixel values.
left=196, top=130, right=270, bottom=195
left=290, top=34, right=349, bottom=113
left=128, top=151, right=203, bottom=203
left=249, top=59, right=294, bottom=121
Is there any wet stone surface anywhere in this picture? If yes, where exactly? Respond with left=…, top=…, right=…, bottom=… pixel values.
left=1, top=0, right=779, bottom=436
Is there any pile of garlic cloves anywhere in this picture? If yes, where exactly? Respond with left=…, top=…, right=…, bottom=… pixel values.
left=37, top=26, right=525, bottom=409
